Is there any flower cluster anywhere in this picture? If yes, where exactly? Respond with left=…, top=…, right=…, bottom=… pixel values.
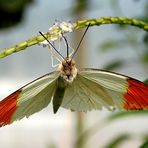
left=39, top=21, right=74, bottom=47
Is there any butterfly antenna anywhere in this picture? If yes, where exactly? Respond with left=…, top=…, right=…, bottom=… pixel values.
left=39, top=31, right=65, bottom=60
left=61, top=34, right=69, bottom=58
left=71, top=23, right=91, bottom=59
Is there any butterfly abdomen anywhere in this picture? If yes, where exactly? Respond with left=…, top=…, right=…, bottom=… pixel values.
left=52, top=76, right=68, bottom=113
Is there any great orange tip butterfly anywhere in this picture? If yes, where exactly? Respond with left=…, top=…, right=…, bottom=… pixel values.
left=0, top=22, right=148, bottom=127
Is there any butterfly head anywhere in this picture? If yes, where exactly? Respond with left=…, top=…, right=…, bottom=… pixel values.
left=59, top=58, right=77, bottom=83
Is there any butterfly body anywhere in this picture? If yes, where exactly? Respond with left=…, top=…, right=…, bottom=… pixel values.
left=59, top=58, right=77, bottom=83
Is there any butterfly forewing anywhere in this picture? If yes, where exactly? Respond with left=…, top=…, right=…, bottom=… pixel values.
left=79, top=68, right=128, bottom=91
left=0, top=71, right=59, bottom=126
left=78, top=68, right=148, bottom=110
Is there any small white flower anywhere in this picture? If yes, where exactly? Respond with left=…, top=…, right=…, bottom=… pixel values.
left=38, top=40, right=49, bottom=47
left=39, top=21, right=74, bottom=47
left=59, top=21, right=74, bottom=33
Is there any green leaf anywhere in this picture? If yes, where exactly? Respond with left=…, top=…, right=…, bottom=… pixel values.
left=143, top=33, right=148, bottom=45
left=144, top=79, right=148, bottom=84
left=99, top=40, right=124, bottom=51
left=105, top=134, right=131, bottom=148
left=107, top=110, right=148, bottom=122
left=47, top=142, right=57, bottom=148
left=0, top=0, right=32, bottom=29
left=103, top=60, right=124, bottom=70
left=142, top=52, right=148, bottom=63
left=140, top=139, right=148, bottom=148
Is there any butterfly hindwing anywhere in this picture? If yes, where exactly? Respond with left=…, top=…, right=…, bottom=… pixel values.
left=0, top=71, right=59, bottom=126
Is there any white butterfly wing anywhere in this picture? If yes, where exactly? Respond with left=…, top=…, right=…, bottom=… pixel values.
left=0, top=71, right=59, bottom=126
left=61, top=68, right=130, bottom=111
left=79, top=68, right=129, bottom=109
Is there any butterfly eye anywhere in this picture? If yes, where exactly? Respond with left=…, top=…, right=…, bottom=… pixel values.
left=71, top=60, right=75, bottom=66
left=62, top=60, right=67, bottom=66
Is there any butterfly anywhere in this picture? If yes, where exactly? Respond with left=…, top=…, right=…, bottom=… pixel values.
left=0, top=24, right=148, bottom=127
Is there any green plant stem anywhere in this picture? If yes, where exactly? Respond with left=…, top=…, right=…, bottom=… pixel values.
left=0, top=17, right=148, bottom=58
left=74, top=17, right=148, bottom=31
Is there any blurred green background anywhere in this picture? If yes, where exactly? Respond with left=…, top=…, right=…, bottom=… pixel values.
left=0, top=0, right=148, bottom=148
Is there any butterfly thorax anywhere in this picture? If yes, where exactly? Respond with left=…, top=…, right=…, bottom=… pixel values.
left=59, top=58, right=77, bottom=84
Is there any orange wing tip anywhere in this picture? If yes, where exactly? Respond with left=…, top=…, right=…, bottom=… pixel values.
left=0, top=90, right=21, bottom=126
left=124, top=78, right=148, bottom=110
